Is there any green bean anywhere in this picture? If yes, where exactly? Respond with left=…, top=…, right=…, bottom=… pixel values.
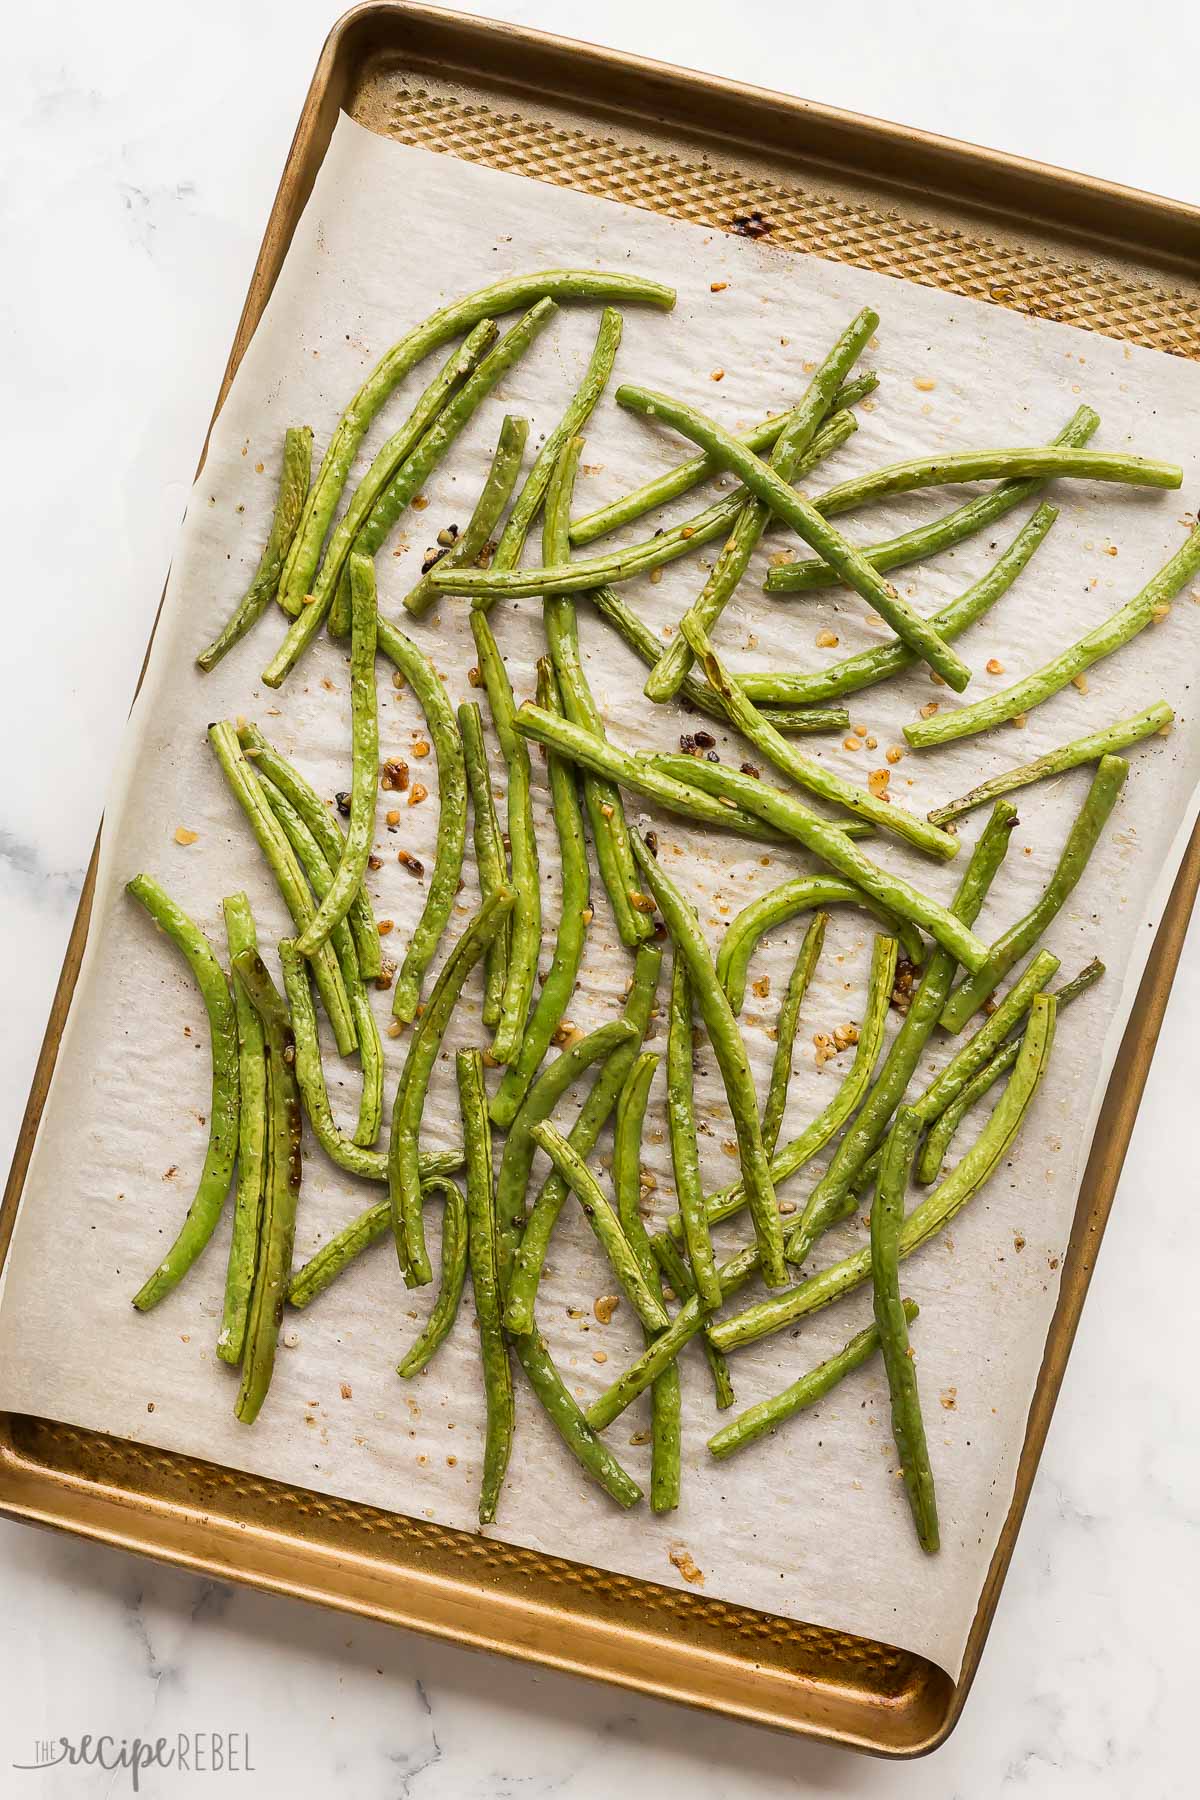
left=396, top=1178, right=469, bottom=1378
left=237, top=723, right=382, bottom=981
left=570, top=379, right=874, bottom=548
left=645, top=307, right=878, bottom=702
left=717, top=877, right=919, bottom=1015
left=655, top=755, right=990, bottom=970
left=920, top=948, right=1061, bottom=1117
left=614, top=1053, right=681, bottom=1512
left=126, top=875, right=239, bottom=1310
left=629, top=832, right=786, bottom=1287
left=818, top=446, right=1180, bottom=521
left=285, top=1160, right=465, bottom=1307
left=458, top=700, right=509, bottom=1030
left=940, top=757, right=1127, bottom=1030
left=403, top=415, right=529, bottom=618
left=917, top=957, right=1104, bottom=1184
left=207, top=720, right=356, bottom=1056
left=216, top=893, right=265, bottom=1364
left=906, top=525, right=1200, bottom=749
left=315, top=321, right=497, bottom=631
left=266, top=302, right=556, bottom=685
left=746, top=504, right=1060, bottom=704
left=504, top=944, right=663, bottom=1333
left=279, top=939, right=388, bottom=1181
left=543, top=435, right=650, bottom=950
left=388, top=889, right=514, bottom=1285
left=512, top=1331, right=643, bottom=1507
left=764, top=410, right=1098, bottom=593
left=870, top=1109, right=938, bottom=1551
left=293, top=553, right=379, bottom=956
left=470, top=609, right=541, bottom=1063
left=490, top=662, right=592, bottom=1130
left=649, top=1231, right=735, bottom=1411
left=529, top=1122, right=671, bottom=1331
left=707, top=1300, right=919, bottom=1462
left=376, top=617, right=469, bottom=1023
left=456, top=1049, right=514, bottom=1524
left=277, top=269, right=675, bottom=619
left=588, top=584, right=850, bottom=734
left=495, top=1018, right=639, bottom=1299
left=257, top=776, right=383, bottom=1148
left=761, top=913, right=827, bottom=1158
left=616, top=385, right=972, bottom=691
left=196, top=426, right=312, bottom=669
left=927, top=703, right=1173, bottom=827
left=229, top=949, right=303, bottom=1425
left=707, top=993, right=1058, bottom=1355
left=665, top=953, right=721, bottom=1308
left=789, top=800, right=1016, bottom=1256
left=681, top=621, right=959, bottom=860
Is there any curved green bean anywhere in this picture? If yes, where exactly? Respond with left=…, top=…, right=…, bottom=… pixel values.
left=127, top=875, right=239, bottom=1311
left=396, top=1178, right=469, bottom=1378
left=403, top=414, right=529, bottom=618
left=458, top=700, right=509, bottom=1031
left=529, top=1122, right=670, bottom=1332
left=817, top=445, right=1180, bottom=520
left=644, top=307, right=877, bottom=702
left=649, top=1231, right=735, bottom=1411
left=279, top=939, right=389, bottom=1181
left=197, top=426, right=311, bottom=669
left=377, top=617, right=469, bottom=1023
left=666, top=953, right=721, bottom=1309
left=707, top=1300, right=919, bottom=1462
left=764, top=409, right=1098, bottom=593
left=218, top=893, right=265, bottom=1364
left=456, top=1049, right=513, bottom=1524
left=940, top=757, right=1127, bottom=1030
left=490, top=661, right=591, bottom=1130
left=871, top=1108, right=938, bottom=1552
left=207, top=720, right=356, bottom=1057
left=229, top=950, right=303, bottom=1426
left=512, top=1331, right=643, bottom=1508
left=717, top=876, right=919, bottom=1015
left=906, top=526, right=1200, bottom=749
left=761, top=912, right=827, bottom=1158
left=927, top=702, right=1173, bottom=827
left=285, top=1159, right=465, bottom=1307
left=388, top=889, right=514, bottom=1286
left=629, top=831, right=786, bottom=1287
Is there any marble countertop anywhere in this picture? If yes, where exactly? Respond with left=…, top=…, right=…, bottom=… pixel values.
left=2, top=3, right=1196, bottom=1793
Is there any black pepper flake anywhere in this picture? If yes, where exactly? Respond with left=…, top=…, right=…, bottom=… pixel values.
left=705, top=748, right=720, bottom=763
left=644, top=831, right=659, bottom=859
left=335, top=791, right=352, bottom=816
left=693, top=730, right=716, bottom=749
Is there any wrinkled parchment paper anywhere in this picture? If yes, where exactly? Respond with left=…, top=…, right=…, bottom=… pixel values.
left=3, top=116, right=1200, bottom=1679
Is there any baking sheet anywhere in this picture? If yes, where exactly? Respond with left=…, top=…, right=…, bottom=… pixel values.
left=2, top=113, right=1199, bottom=1680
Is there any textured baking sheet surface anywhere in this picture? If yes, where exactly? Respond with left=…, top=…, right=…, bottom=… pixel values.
left=2, top=115, right=1199, bottom=1678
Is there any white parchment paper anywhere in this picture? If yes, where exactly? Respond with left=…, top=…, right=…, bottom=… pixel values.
left=3, top=116, right=1199, bottom=1679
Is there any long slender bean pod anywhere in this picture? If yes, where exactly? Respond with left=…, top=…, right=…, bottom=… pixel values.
left=376, top=617, right=469, bottom=1022
left=458, top=700, right=509, bottom=1030
left=403, top=414, right=529, bottom=618
left=396, top=1178, right=469, bottom=1377
left=665, top=953, right=721, bottom=1308
left=817, top=445, right=1180, bottom=520
left=207, top=721, right=356, bottom=1055
left=709, top=996, right=1058, bottom=1355
left=921, top=948, right=1061, bottom=1119
left=907, top=526, right=1200, bottom=749
left=491, top=662, right=591, bottom=1129
left=197, top=427, right=312, bottom=669
left=650, top=1231, right=735, bottom=1411
left=285, top=1159, right=464, bottom=1307
left=126, top=876, right=239, bottom=1310
left=871, top=1109, right=939, bottom=1551
left=470, top=609, right=541, bottom=1061
left=761, top=912, right=827, bottom=1157
left=927, top=702, right=1173, bottom=826
left=277, top=268, right=675, bottom=618
left=681, top=621, right=959, bottom=859
left=629, top=831, right=786, bottom=1286
left=280, top=940, right=390, bottom=1181
left=529, top=1122, right=670, bottom=1331
left=504, top=944, right=662, bottom=1332
left=217, top=894, right=266, bottom=1364
left=645, top=307, right=878, bottom=701
left=765, top=408, right=1098, bottom=592
left=717, top=877, right=919, bottom=1015
left=229, top=950, right=303, bottom=1425
left=708, top=1300, right=919, bottom=1462
left=388, top=889, right=514, bottom=1285
left=512, top=1331, right=643, bottom=1507
left=456, top=1050, right=514, bottom=1523
left=940, top=757, right=1127, bottom=1030
left=614, top=1053, right=681, bottom=1512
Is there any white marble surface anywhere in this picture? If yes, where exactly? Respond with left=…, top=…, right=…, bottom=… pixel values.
left=1, top=2, right=1196, bottom=1793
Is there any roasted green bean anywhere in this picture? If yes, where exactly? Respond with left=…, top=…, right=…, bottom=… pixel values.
left=217, top=893, right=265, bottom=1365
left=458, top=700, right=509, bottom=1030
left=456, top=1049, right=514, bottom=1524
left=760, top=912, right=827, bottom=1158
left=403, top=414, right=529, bottom=618
left=196, top=426, right=311, bottom=669
left=512, top=1331, right=643, bottom=1508
left=529, top=1122, right=671, bottom=1332
left=285, top=1159, right=464, bottom=1308
left=396, top=1178, right=469, bottom=1378
left=649, top=1231, right=735, bottom=1412
left=665, top=952, right=721, bottom=1308
left=817, top=445, right=1180, bottom=519
left=871, top=1109, right=938, bottom=1552
left=279, top=940, right=388, bottom=1182
left=716, top=876, right=920, bottom=1015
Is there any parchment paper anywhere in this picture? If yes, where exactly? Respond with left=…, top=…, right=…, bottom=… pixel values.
left=3, top=115, right=1199, bottom=1680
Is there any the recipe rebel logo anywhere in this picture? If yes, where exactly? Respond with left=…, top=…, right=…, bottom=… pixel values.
left=13, top=1733, right=255, bottom=1789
